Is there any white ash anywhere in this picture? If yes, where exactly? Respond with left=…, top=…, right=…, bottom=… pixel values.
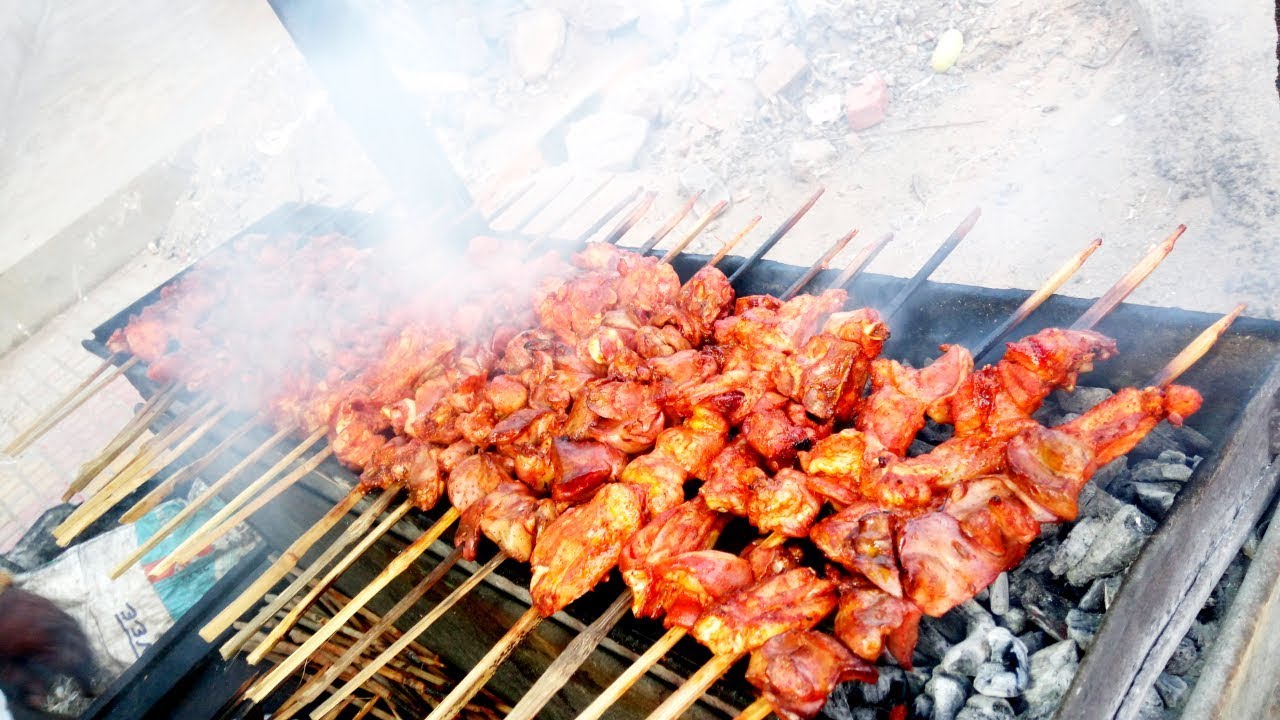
left=957, top=696, right=1016, bottom=720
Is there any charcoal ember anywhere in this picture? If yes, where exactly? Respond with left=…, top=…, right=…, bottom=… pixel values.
left=906, top=668, right=931, bottom=696
left=1154, top=672, right=1189, bottom=709
left=1130, top=459, right=1193, bottom=483
left=958, top=599, right=996, bottom=630
left=1018, top=630, right=1047, bottom=656
left=1022, top=640, right=1079, bottom=720
left=1062, top=505, right=1157, bottom=586
left=1049, top=517, right=1102, bottom=578
left=926, top=611, right=971, bottom=644
left=1133, top=481, right=1181, bottom=518
left=909, top=438, right=936, bottom=457
left=1077, top=483, right=1128, bottom=520
left=855, top=665, right=905, bottom=705
left=940, top=632, right=989, bottom=676
left=1077, top=579, right=1106, bottom=612
left=955, top=695, right=1015, bottom=720
left=1131, top=420, right=1212, bottom=460
left=1091, top=457, right=1128, bottom=493
left=996, top=607, right=1026, bottom=634
left=1053, top=386, right=1113, bottom=415
left=821, top=684, right=878, bottom=720
left=1156, top=449, right=1187, bottom=464
left=922, top=671, right=967, bottom=720
left=917, top=619, right=958, bottom=662
left=1066, top=608, right=1102, bottom=649
left=1017, top=542, right=1060, bottom=576
left=1163, top=635, right=1199, bottom=675
left=1009, top=573, right=1070, bottom=641
left=919, top=418, right=954, bottom=444
left=972, top=627, right=1029, bottom=697
left=1136, top=686, right=1165, bottom=720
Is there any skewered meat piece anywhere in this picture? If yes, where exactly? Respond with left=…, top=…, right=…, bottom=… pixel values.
left=458, top=481, right=559, bottom=562
left=743, top=538, right=806, bottom=580
left=798, top=430, right=869, bottom=508
left=529, top=482, right=647, bottom=616
left=701, top=438, right=767, bottom=517
left=550, top=439, right=629, bottom=505
left=1004, top=384, right=1202, bottom=521
left=857, top=344, right=973, bottom=455
left=645, top=549, right=755, bottom=628
left=832, top=575, right=922, bottom=668
left=746, top=468, right=824, bottom=538
left=356, top=437, right=442, bottom=510
left=746, top=630, right=879, bottom=720
left=484, top=375, right=530, bottom=419
left=329, top=398, right=391, bottom=470
left=620, top=498, right=727, bottom=617
left=691, top=567, right=838, bottom=656
left=714, top=290, right=849, bottom=357
left=491, top=408, right=561, bottom=493
left=773, top=308, right=890, bottom=422
left=620, top=402, right=733, bottom=515
left=822, top=309, right=892, bottom=423
left=584, top=381, right=665, bottom=454
left=674, top=266, right=736, bottom=341
left=811, top=502, right=904, bottom=598
left=741, top=393, right=830, bottom=469
left=446, top=452, right=511, bottom=514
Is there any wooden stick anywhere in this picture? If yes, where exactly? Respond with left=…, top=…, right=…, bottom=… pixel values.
left=644, top=652, right=742, bottom=720
left=219, top=489, right=402, bottom=657
left=120, top=412, right=263, bottom=523
left=248, top=507, right=462, bottom=704
left=734, top=697, right=773, bottom=720
left=505, top=591, right=633, bottom=720
left=157, top=442, right=334, bottom=573
left=660, top=200, right=729, bottom=264
left=1071, top=224, right=1184, bottom=331
left=637, top=192, right=703, bottom=255
left=1151, top=303, right=1246, bottom=387
left=604, top=190, right=659, bottom=245
left=282, top=546, right=465, bottom=714
left=974, top=238, right=1104, bottom=360
left=572, top=187, right=642, bottom=247
left=62, top=382, right=180, bottom=501
left=110, top=424, right=296, bottom=581
left=881, top=207, right=982, bottom=324
left=54, top=400, right=223, bottom=545
left=526, top=175, right=617, bottom=252
left=827, top=232, right=894, bottom=292
left=727, top=187, right=826, bottom=284
left=147, top=426, right=320, bottom=576
left=306, top=549, right=500, bottom=717
left=573, top=627, right=687, bottom=720
left=424, top=607, right=543, bottom=720
left=781, top=227, right=859, bottom=300
left=8, top=356, right=140, bottom=456
left=246, top=498, right=414, bottom=665
left=705, top=216, right=763, bottom=269
left=4, top=354, right=117, bottom=455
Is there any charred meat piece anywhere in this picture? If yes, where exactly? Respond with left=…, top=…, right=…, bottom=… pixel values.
left=746, top=630, right=879, bottom=720
left=810, top=502, right=903, bottom=598
left=620, top=498, right=727, bottom=616
left=530, top=483, right=647, bottom=616
left=821, top=309, right=891, bottom=423
left=746, top=468, right=824, bottom=538
left=491, top=408, right=561, bottom=492
left=833, top=577, right=922, bottom=668
left=691, top=567, right=838, bottom=656
left=649, top=550, right=756, bottom=629
left=551, top=438, right=628, bottom=505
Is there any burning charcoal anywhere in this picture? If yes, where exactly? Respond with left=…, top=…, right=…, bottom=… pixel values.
left=855, top=666, right=905, bottom=705
left=906, top=668, right=931, bottom=696
left=940, top=632, right=989, bottom=676
left=1131, top=420, right=1212, bottom=460
left=927, top=611, right=971, bottom=644
left=1136, top=686, right=1165, bottom=720
left=1154, top=673, right=1189, bottom=709
left=1091, top=457, right=1128, bottom=493
left=917, top=620, right=957, bottom=662
left=909, top=439, right=936, bottom=457
left=919, top=419, right=953, bottom=444
left=1009, top=573, right=1070, bottom=641
left=821, top=684, right=878, bottom=720
left=1018, top=630, right=1047, bottom=656
left=955, top=696, right=1015, bottom=720
left=1077, top=483, right=1127, bottom=520
left=1063, top=506, right=1157, bottom=586
left=1049, top=517, right=1102, bottom=578
left=1163, top=635, right=1199, bottom=675
left=1102, top=576, right=1122, bottom=610
left=1130, top=459, right=1193, bottom=483
left=973, top=628, right=1029, bottom=697
left=1053, top=386, right=1113, bottom=415
left=989, top=572, right=1010, bottom=616
left=923, top=671, right=967, bottom=720
left=996, top=607, right=1026, bottom=634
left=1022, top=641, right=1079, bottom=720
left=1156, top=449, right=1188, bottom=465
left=1077, top=579, right=1106, bottom=612
left=1133, top=481, right=1181, bottom=518
left=1066, top=609, right=1102, bottom=650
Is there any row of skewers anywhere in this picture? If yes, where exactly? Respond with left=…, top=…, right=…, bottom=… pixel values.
left=5, top=183, right=1242, bottom=720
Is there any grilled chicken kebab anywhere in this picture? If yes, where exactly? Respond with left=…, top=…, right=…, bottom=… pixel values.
left=105, top=235, right=1203, bottom=720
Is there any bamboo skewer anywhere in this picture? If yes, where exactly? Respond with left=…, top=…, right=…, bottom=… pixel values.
left=157, top=441, right=334, bottom=573
left=1071, top=225, right=1184, bottom=331
left=706, top=216, right=763, bottom=268
left=604, top=190, right=660, bottom=245
left=219, top=489, right=403, bottom=657
left=120, top=412, right=263, bottom=523
left=734, top=697, right=773, bottom=720
left=247, top=506, right=462, bottom=703
left=247, top=498, right=414, bottom=665
left=147, top=427, right=324, bottom=577
left=974, top=238, right=1104, bottom=360
left=637, top=192, right=704, bottom=255
left=881, top=207, right=982, bottom=324
left=505, top=591, right=633, bottom=720
left=62, top=382, right=180, bottom=501
left=573, top=187, right=643, bottom=247
left=53, top=399, right=223, bottom=545
left=645, top=651, right=743, bottom=720
left=276, top=546, right=465, bottom=718
left=4, top=354, right=119, bottom=455
left=1151, top=303, right=1246, bottom=387
left=424, top=607, right=543, bottom=720
left=660, top=200, right=730, bottom=264
left=306, top=550, right=503, bottom=718
left=728, top=187, right=826, bottom=283
left=829, top=232, right=894, bottom=292
left=781, top=227, right=859, bottom=299
left=111, top=424, right=295, bottom=581
left=573, top=627, right=687, bottom=720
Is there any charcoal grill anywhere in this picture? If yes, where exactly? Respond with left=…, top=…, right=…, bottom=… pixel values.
left=65, top=191, right=1280, bottom=720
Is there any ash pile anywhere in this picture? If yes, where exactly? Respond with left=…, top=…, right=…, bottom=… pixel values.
left=822, top=386, right=1253, bottom=720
